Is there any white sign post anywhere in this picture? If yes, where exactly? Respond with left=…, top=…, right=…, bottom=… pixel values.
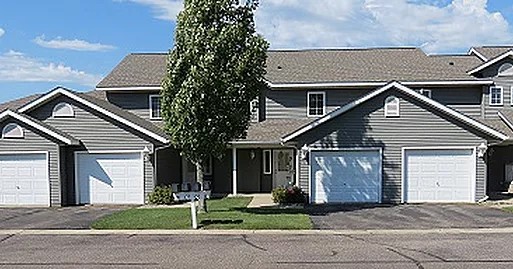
left=190, top=200, right=198, bottom=229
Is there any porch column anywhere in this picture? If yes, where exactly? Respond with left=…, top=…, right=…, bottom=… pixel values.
left=232, top=147, right=238, bottom=195
left=295, top=149, right=300, bottom=188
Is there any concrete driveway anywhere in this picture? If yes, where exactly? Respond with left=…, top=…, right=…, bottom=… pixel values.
left=307, top=204, right=513, bottom=230
left=0, top=206, right=128, bottom=229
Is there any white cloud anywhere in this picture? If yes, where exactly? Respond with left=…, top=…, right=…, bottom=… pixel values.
left=118, top=0, right=513, bottom=53
left=0, top=50, right=102, bottom=86
left=255, top=0, right=513, bottom=52
left=0, top=28, right=4, bottom=38
left=118, top=0, right=183, bottom=21
left=34, top=35, right=116, bottom=51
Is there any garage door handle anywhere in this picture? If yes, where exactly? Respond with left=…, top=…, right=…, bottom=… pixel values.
left=16, top=186, right=20, bottom=189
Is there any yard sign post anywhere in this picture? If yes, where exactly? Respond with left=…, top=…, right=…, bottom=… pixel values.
left=190, top=200, right=198, bottom=229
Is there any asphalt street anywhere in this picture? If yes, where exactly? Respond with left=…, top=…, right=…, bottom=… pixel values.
left=0, top=232, right=512, bottom=268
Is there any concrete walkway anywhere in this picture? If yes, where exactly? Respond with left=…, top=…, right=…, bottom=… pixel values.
left=246, top=194, right=276, bottom=208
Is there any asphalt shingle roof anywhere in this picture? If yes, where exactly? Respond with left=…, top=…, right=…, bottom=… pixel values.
left=0, top=94, right=43, bottom=112
left=473, top=46, right=513, bottom=60
left=235, top=118, right=315, bottom=143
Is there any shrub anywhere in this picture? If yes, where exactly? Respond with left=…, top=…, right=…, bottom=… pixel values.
left=148, top=185, right=174, bottom=205
left=271, top=186, right=306, bottom=204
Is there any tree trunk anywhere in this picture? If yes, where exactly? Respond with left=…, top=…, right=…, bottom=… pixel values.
left=195, top=161, right=208, bottom=213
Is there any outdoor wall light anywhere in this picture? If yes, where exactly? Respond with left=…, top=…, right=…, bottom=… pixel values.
left=250, top=150, right=256, bottom=160
left=300, top=144, right=309, bottom=160
left=477, top=142, right=488, bottom=158
left=143, top=146, right=151, bottom=162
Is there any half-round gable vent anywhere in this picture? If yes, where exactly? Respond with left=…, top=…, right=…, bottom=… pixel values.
left=498, top=63, right=513, bottom=76
left=2, top=123, right=24, bottom=138
left=52, top=102, right=74, bottom=117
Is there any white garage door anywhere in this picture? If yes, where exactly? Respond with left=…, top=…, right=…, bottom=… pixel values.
left=404, top=149, right=475, bottom=203
left=311, top=150, right=381, bottom=203
left=76, top=152, right=144, bottom=204
left=0, top=153, right=49, bottom=206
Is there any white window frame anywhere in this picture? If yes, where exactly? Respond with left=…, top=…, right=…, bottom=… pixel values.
left=489, top=86, right=504, bottom=106
left=510, top=86, right=513, bottom=106
left=149, top=94, right=162, bottom=120
left=52, top=102, right=74, bottom=118
left=419, top=89, right=432, bottom=98
left=384, top=96, right=400, bottom=117
left=263, top=150, right=272, bottom=175
left=2, top=123, right=24, bottom=139
left=307, top=91, right=326, bottom=117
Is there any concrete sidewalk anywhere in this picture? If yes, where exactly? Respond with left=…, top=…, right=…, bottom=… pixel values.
left=3, top=226, right=513, bottom=236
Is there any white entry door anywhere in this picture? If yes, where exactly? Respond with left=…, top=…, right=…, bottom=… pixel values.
left=76, top=152, right=144, bottom=204
left=404, top=149, right=475, bottom=203
left=0, top=153, right=49, bottom=206
left=311, top=150, right=381, bottom=203
left=273, top=149, right=294, bottom=188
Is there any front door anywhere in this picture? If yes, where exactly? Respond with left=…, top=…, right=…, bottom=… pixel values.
left=273, top=149, right=294, bottom=188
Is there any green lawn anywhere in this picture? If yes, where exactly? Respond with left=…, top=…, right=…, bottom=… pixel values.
left=92, top=197, right=312, bottom=230
left=501, top=206, right=513, bottom=213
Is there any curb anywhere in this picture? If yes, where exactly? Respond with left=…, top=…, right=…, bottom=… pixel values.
left=2, top=227, right=513, bottom=236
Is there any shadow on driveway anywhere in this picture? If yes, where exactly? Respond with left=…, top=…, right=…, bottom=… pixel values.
left=0, top=206, right=129, bottom=230
left=306, top=203, right=513, bottom=230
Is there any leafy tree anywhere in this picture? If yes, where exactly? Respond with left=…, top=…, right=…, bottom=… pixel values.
left=161, top=0, right=268, bottom=211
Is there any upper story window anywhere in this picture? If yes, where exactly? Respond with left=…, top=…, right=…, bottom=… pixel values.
left=384, top=96, right=400, bottom=117
left=52, top=102, right=74, bottom=118
left=2, top=123, right=23, bottom=139
left=498, top=63, right=513, bottom=76
left=490, top=86, right=503, bottom=106
left=250, top=99, right=259, bottom=122
left=419, top=89, right=432, bottom=98
left=307, top=91, right=325, bottom=117
left=149, top=95, right=162, bottom=119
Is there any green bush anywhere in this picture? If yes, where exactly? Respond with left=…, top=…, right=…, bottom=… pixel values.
left=148, top=185, right=174, bottom=205
left=271, top=186, right=306, bottom=204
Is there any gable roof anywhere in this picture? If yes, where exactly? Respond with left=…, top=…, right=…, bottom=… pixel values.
left=0, top=94, right=43, bottom=112
left=96, top=48, right=490, bottom=89
left=282, top=81, right=509, bottom=142
left=467, top=49, right=513, bottom=74
left=469, top=46, right=513, bottom=61
left=18, top=87, right=169, bottom=144
left=232, top=118, right=314, bottom=144
left=96, top=53, right=167, bottom=89
left=0, top=110, right=79, bottom=145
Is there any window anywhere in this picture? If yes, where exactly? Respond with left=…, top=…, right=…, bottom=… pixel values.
left=203, top=156, right=213, bottom=176
left=2, top=123, right=23, bottom=139
left=149, top=95, right=162, bottom=119
left=419, top=89, right=432, bottom=98
left=263, top=150, right=271, bottom=174
left=52, top=102, right=74, bottom=117
left=307, top=92, right=325, bottom=116
left=490, top=86, right=503, bottom=105
left=384, top=96, right=400, bottom=117
left=498, top=63, right=513, bottom=76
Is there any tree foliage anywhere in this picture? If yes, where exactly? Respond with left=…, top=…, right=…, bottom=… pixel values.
left=162, top=0, right=269, bottom=166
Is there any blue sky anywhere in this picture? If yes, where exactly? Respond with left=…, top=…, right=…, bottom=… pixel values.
left=0, top=0, right=513, bottom=102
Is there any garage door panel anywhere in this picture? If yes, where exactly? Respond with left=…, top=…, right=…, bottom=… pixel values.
left=405, top=149, right=474, bottom=203
left=312, top=150, right=381, bottom=203
left=77, top=152, right=144, bottom=205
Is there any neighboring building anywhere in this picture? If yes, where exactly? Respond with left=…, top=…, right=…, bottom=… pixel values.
left=2, top=46, right=513, bottom=206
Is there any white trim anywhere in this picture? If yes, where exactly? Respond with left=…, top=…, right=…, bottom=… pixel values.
left=95, top=86, right=162, bottom=91
left=498, top=63, right=513, bottom=77
left=295, top=149, right=300, bottom=187
left=419, top=89, right=432, bottom=98
left=2, top=123, right=24, bottom=139
left=401, top=146, right=477, bottom=203
left=0, top=151, right=50, bottom=207
left=468, top=50, right=513, bottom=74
left=148, top=94, right=162, bottom=120
left=0, top=110, right=77, bottom=145
left=232, top=147, right=237, bottom=195
left=282, top=81, right=509, bottom=142
left=52, top=102, right=74, bottom=118
left=307, top=91, right=326, bottom=117
left=498, top=111, right=513, bottom=131
left=489, top=86, right=504, bottom=106
left=308, top=147, right=383, bottom=204
left=263, top=150, right=272, bottom=175
left=18, top=88, right=169, bottom=144
left=401, top=146, right=476, bottom=203
left=511, top=86, right=513, bottom=106
left=384, top=96, right=400, bottom=117
left=468, top=48, right=488, bottom=61
left=269, top=80, right=494, bottom=89
left=74, top=150, right=145, bottom=205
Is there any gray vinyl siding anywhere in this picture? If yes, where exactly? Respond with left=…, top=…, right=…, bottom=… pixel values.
left=429, top=87, right=482, bottom=118
left=265, top=89, right=368, bottom=119
left=0, top=120, right=61, bottom=206
left=106, top=92, right=160, bottom=122
left=483, top=78, right=513, bottom=118
left=237, top=149, right=261, bottom=192
left=28, top=96, right=157, bottom=203
left=293, top=89, right=494, bottom=203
